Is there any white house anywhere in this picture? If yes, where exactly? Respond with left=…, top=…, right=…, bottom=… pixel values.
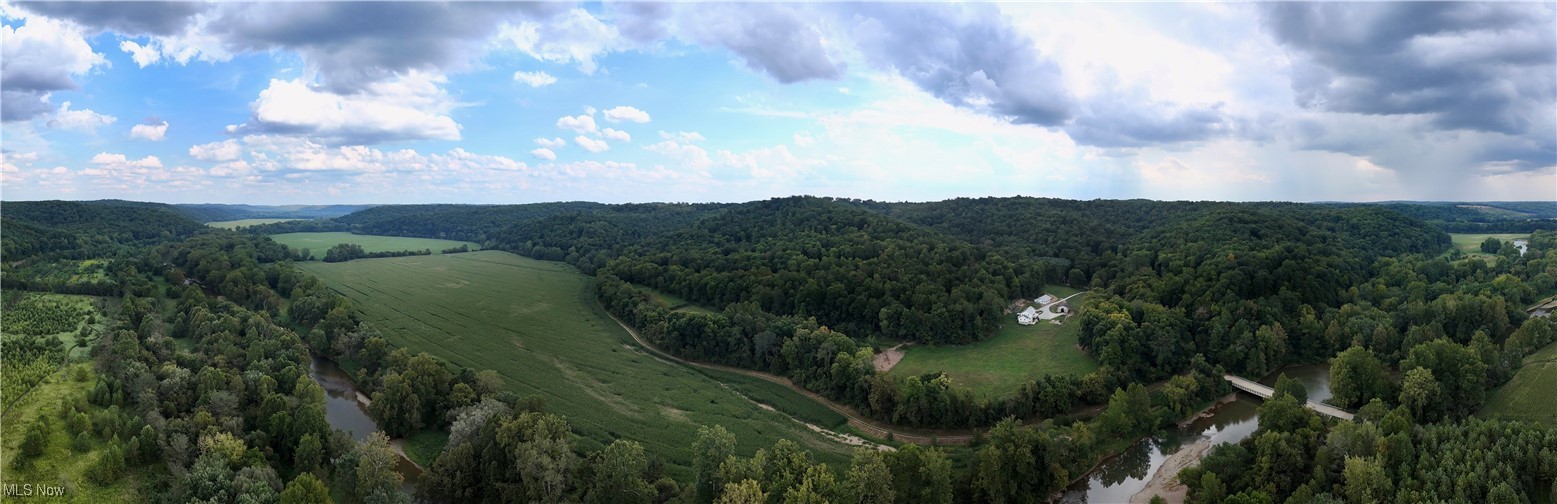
left=1035, top=294, right=1056, bottom=306
left=1017, top=306, right=1040, bottom=325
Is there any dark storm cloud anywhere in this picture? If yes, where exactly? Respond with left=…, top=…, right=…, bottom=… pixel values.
left=1064, top=83, right=1234, bottom=149
left=208, top=2, right=567, bottom=92
left=14, top=1, right=206, bottom=35
left=679, top=3, right=844, bottom=84
left=607, top=1, right=672, bottom=43
left=1262, top=2, right=1556, bottom=137
left=845, top=3, right=1074, bottom=127
left=1, top=90, right=52, bottom=122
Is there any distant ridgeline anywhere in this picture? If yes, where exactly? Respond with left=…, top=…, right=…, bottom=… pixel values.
left=1333, top=201, right=1557, bottom=233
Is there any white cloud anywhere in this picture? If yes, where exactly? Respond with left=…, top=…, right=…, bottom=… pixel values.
left=1, top=13, right=109, bottom=121
left=575, top=135, right=609, bottom=152
left=603, top=106, right=651, bottom=123
left=535, top=137, right=567, bottom=149
left=189, top=139, right=242, bottom=161
left=48, top=102, right=117, bottom=131
left=556, top=114, right=597, bottom=134
left=659, top=130, right=706, bottom=143
left=601, top=128, right=631, bottom=143
left=793, top=131, right=815, bottom=147
left=129, top=121, right=169, bottom=141
left=499, top=7, right=623, bottom=74
left=513, top=70, right=558, bottom=87
left=530, top=147, right=557, bottom=160
left=87, top=153, right=163, bottom=176
left=645, top=140, right=713, bottom=170
left=119, top=39, right=160, bottom=67
left=231, top=72, right=460, bottom=145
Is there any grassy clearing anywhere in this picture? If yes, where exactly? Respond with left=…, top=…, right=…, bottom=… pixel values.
left=299, top=251, right=852, bottom=477
left=1039, top=284, right=1083, bottom=299
left=403, top=430, right=449, bottom=468
left=0, top=364, right=157, bottom=503
left=889, top=305, right=1098, bottom=399
left=270, top=232, right=480, bottom=260
left=1448, top=233, right=1527, bottom=264
left=635, top=284, right=718, bottom=314
left=206, top=218, right=299, bottom=229
left=1480, top=341, right=1557, bottom=424
left=701, top=368, right=848, bottom=429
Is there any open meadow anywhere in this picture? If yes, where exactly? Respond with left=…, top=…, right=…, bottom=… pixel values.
left=888, top=296, right=1098, bottom=399
left=1480, top=340, right=1557, bottom=423
left=1448, top=233, right=1528, bottom=263
left=297, top=251, right=854, bottom=476
left=0, top=364, right=157, bottom=503
left=206, top=218, right=299, bottom=229
left=270, top=232, right=479, bottom=260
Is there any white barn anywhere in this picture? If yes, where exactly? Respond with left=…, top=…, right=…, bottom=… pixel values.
left=1035, top=294, right=1056, bottom=306
left=1017, top=306, right=1040, bottom=325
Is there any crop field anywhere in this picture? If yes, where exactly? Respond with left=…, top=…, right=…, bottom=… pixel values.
left=889, top=299, right=1098, bottom=399
left=1480, top=340, right=1557, bottom=423
left=270, top=232, right=479, bottom=260
left=298, top=251, right=853, bottom=476
left=206, top=218, right=298, bottom=229
left=0, top=363, right=157, bottom=503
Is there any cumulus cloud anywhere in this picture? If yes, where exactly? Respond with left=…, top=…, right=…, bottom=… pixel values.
left=659, top=130, right=706, bottom=143
left=1, top=13, right=108, bottom=121
left=228, top=73, right=460, bottom=145
left=575, top=136, right=609, bottom=153
left=87, top=152, right=162, bottom=177
left=48, top=101, right=116, bottom=132
left=1261, top=3, right=1555, bottom=138
left=15, top=1, right=206, bottom=36
left=846, top=3, right=1074, bottom=126
left=189, top=139, right=242, bottom=161
left=500, top=7, right=622, bottom=74
left=678, top=3, right=843, bottom=83
left=645, top=140, right=712, bottom=170
left=535, top=137, right=567, bottom=149
left=601, top=128, right=631, bottom=143
left=513, top=70, right=558, bottom=87
left=130, top=120, right=169, bottom=141
left=530, top=148, right=557, bottom=160
left=556, top=114, right=597, bottom=134
left=603, top=106, right=650, bottom=123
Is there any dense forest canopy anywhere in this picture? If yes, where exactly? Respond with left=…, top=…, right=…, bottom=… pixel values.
left=3, top=196, right=1555, bottom=503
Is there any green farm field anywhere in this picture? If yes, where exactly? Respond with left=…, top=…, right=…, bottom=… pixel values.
left=889, top=296, right=1098, bottom=399
left=270, top=232, right=479, bottom=260
left=1480, top=340, right=1557, bottom=423
left=206, top=218, right=298, bottom=229
left=298, top=251, right=853, bottom=476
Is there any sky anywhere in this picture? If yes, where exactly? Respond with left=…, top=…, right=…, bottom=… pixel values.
left=1, top=1, right=1553, bottom=205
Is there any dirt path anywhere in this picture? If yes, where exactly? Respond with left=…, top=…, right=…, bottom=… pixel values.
left=601, top=310, right=978, bottom=446
left=873, top=344, right=907, bottom=373
left=1129, top=436, right=1214, bottom=504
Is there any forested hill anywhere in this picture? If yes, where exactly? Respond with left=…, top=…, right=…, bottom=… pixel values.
left=2, top=200, right=204, bottom=260
left=605, top=197, right=1046, bottom=344
left=1335, top=201, right=1557, bottom=233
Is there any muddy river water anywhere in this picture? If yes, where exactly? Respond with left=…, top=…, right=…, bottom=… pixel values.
left=307, top=356, right=425, bottom=492
left=1060, top=364, right=1332, bottom=503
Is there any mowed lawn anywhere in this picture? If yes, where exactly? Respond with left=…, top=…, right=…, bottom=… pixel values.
left=207, top=218, right=298, bottom=229
left=271, top=232, right=479, bottom=260
left=1480, top=340, right=1557, bottom=423
left=298, top=251, right=851, bottom=476
left=889, top=306, right=1098, bottom=399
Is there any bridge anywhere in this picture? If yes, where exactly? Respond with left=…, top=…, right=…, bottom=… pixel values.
left=1224, top=375, right=1355, bottom=421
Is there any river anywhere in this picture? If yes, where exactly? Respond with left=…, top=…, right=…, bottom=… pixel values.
left=308, top=356, right=425, bottom=492
left=1059, top=364, right=1333, bottom=503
